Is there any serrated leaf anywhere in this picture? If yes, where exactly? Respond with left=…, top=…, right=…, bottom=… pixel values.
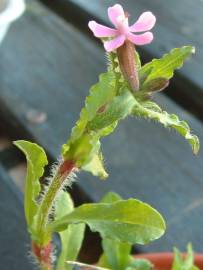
left=61, top=71, right=117, bottom=179
left=55, top=192, right=85, bottom=270
left=133, top=101, right=200, bottom=154
left=14, top=140, right=48, bottom=227
left=87, top=91, right=136, bottom=131
left=63, top=71, right=116, bottom=148
left=172, top=244, right=199, bottom=270
left=140, top=46, right=195, bottom=84
left=50, top=199, right=166, bottom=245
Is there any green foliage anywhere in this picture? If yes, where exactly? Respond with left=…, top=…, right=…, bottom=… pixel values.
left=132, top=100, right=200, bottom=154
left=50, top=199, right=166, bottom=245
left=172, top=244, right=199, bottom=270
left=140, top=46, right=195, bottom=84
left=14, top=140, right=48, bottom=229
left=127, top=258, right=153, bottom=270
left=98, top=192, right=131, bottom=270
left=61, top=70, right=136, bottom=179
left=55, top=192, right=85, bottom=270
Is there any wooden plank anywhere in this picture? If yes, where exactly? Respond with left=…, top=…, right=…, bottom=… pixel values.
left=40, top=0, right=203, bottom=119
left=0, top=1, right=203, bottom=252
left=0, top=165, right=34, bottom=270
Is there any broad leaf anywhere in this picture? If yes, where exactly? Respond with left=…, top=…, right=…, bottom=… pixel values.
left=14, top=140, right=48, bottom=227
left=172, top=244, right=199, bottom=270
left=140, top=46, right=195, bottom=84
left=99, top=192, right=131, bottom=270
left=50, top=199, right=166, bottom=245
left=133, top=101, right=200, bottom=154
left=55, top=192, right=85, bottom=270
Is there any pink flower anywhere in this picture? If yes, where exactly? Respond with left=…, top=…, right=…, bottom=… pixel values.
left=88, top=4, right=156, bottom=52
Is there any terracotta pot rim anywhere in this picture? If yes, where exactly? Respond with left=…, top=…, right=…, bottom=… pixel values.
left=134, top=252, right=203, bottom=270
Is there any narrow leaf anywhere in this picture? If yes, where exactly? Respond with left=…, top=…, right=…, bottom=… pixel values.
left=133, top=101, right=200, bottom=154
left=50, top=199, right=166, bottom=245
left=140, top=46, right=195, bottom=84
left=14, top=140, right=48, bottom=227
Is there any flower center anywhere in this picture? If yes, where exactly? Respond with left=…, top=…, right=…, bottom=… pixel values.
left=116, top=15, right=129, bottom=35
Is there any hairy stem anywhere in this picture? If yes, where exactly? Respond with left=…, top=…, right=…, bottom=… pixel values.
left=32, top=160, right=76, bottom=269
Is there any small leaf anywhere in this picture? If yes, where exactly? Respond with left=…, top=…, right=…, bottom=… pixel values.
left=140, top=77, right=169, bottom=94
left=132, top=101, right=200, bottom=154
left=128, top=258, right=153, bottom=270
left=82, top=153, right=108, bottom=179
left=14, top=140, right=48, bottom=227
left=50, top=199, right=166, bottom=245
left=55, top=192, right=85, bottom=270
left=140, top=46, right=195, bottom=84
left=172, top=244, right=199, bottom=270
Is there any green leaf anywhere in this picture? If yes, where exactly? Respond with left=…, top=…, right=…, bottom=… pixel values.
left=82, top=153, right=108, bottom=179
left=140, top=46, right=195, bottom=84
left=61, top=70, right=117, bottom=179
left=63, top=71, right=116, bottom=150
left=133, top=100, right=200, bottom=154
left=87, top=91, right=136, bottom=131
left=14, top=140, right=48, bottom=228
left=100, top=192, right=122, bottom=203
left=55, top=192, right=85, bottom=270
left=128, top=258, right=153, bottom=270
left=172, top=244, right=199, bottom=270
left=99, top=192, right=131, bottom=270
left=50, top=199, right=166, bottom=245
left=139, top=78, right=169, bottom=95
left=101, top=238, right=131, bottom=270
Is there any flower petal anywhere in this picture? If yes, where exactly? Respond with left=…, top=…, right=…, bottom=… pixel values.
left=127, top=32, right=153, bottom=45
left=104, top=35, right=125, bottom=52
left=88, top=21, right=117, bottom=37
left=130, top=12, right=156, bottom=32
left=108, top=4, right=125, bottom=26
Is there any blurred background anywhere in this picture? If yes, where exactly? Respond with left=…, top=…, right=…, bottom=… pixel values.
left=0, top=0, right=203, bottom=269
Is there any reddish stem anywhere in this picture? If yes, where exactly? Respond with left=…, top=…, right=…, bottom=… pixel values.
left=32, top=241, right=52, bottom=270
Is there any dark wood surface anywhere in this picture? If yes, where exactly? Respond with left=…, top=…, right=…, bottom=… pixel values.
left=0, top=165, right=34, bottom=270
left=0, top=0, right=203, bottom=255
left=40, top=0, right=203, bottom=119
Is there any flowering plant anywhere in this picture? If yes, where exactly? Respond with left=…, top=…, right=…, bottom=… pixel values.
left=15, top=4, right=200, bottom=270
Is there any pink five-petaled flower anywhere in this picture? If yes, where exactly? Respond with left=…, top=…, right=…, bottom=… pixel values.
left=88, top=4, right=156, bottom=52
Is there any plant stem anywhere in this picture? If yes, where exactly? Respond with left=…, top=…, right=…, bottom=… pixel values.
left=35, top=159, right=75, bottom=243
left=32, top=159, right=76, bottom=269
